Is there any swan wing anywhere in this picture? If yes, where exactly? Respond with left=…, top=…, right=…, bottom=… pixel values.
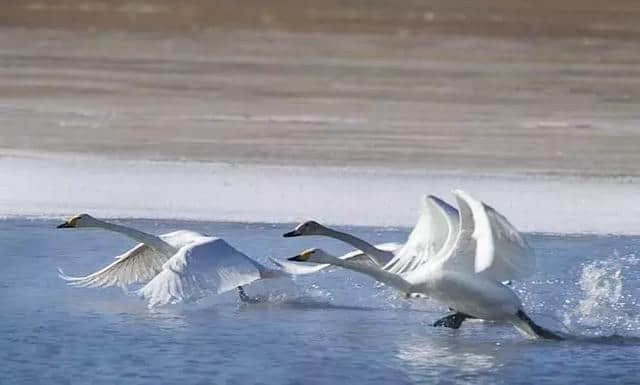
left=455, top=190, right=535, bottom=281
left=383, top=195, right=458, bottom=274
left=137, top=237, right=264, bottom=307
left=270, top=242, right=402, bottom=275
left=59, top=243, right=169, bottom=288
left=427, top=194, right=461, bottom=262
left=424, top=190, right=478, bottom=275
left=59, top=230, right=206, bottom=288
left=159, top=230, right=208, bottom=248
left=432, top=190, right=534, bottom=281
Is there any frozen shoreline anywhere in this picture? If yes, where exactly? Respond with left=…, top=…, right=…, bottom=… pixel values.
left=3, top=154, right=639, bottom=235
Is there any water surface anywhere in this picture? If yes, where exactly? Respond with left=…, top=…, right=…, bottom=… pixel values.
left=2, top=218, right=639, bottom=384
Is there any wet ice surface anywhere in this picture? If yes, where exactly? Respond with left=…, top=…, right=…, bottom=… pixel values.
left=3, top=155, right=640, bottom=234
left=2, top=218, right=639, bottom=384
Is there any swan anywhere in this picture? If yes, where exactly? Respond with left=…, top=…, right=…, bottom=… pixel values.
left=278, top=194, right=532, bottom=328
left=56, top=214, right=285, bottom=307
left=286, top=190, right=560, bottom=340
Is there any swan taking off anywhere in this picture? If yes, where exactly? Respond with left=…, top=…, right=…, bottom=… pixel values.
left=278, top=194, right=532, bottom=328
left=56, top=214, right=285, bottom=307
left=287, top=190, right=561, bottom=340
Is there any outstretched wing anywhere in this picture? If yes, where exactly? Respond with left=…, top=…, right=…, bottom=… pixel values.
left=383, top=195, right=459, bottom=274
left=58, top=230, right=206, bottom=288
left=431, top=190, right=481, bottom=274
left=270, top=242, right=402, bottom=275
left=432, top=190, right=534, bottom=281
left=459, top=191, right=535, bottom=280
left=59, top=243, right=168, bottom=288
left=137, top=237, right=265, bottom=307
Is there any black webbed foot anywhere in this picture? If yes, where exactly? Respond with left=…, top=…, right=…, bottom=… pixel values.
left=237, top=286, right=266, bottom=304
left=433, top=312, right=472, bottom=329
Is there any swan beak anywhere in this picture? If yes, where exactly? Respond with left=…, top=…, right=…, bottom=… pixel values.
left=283, top=230, right=302, bottom=238
left=56, top=222, right=72, bottom=228
left=288, top=249, right=313, bottom=262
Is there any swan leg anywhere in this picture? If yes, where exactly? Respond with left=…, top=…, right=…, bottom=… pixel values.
left=237, top=286, right=265, bottom=304
left=432, top=312, right=472, bottom=329
left=515, top=310, right=564, bottom=340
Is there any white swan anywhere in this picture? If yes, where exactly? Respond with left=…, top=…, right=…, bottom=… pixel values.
left=278, top=194, right=532, bottom=328
left=287, top=190, right=559, bottom=340
left=56, top=214, right=285, bottom=307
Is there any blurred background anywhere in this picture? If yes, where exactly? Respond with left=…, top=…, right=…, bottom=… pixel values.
left=1, top=0, right=639, bottom=176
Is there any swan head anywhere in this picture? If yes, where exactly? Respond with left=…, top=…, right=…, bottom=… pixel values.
left=56, top=213, right=99, bottom=228
left=283, top=220, right=323, bottom=237
left=287, top=248, right=332, bottom=264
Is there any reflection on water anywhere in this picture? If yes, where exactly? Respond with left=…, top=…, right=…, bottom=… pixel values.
left=395, top=336, right=509, bottom=376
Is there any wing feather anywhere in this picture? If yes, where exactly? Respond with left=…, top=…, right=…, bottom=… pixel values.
left=427, top=190, right=478, bottom=274
left=433, top=190, right=534, bottom=281
left=460, top=191, right=535, bottom=280
left=58, top=243, right=168, bottom=288
left=384, top=195, right=458, bottom=274
left=137, top=237, right=264, bottom=307
left=58, top=230, right=206, bottom=289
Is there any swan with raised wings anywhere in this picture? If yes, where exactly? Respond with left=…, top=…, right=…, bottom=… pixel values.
left=286, top=190, right=559, bottom=340
left=278, top=194, right=532, bottom=328
left=56, top=214, right=285, bottom=307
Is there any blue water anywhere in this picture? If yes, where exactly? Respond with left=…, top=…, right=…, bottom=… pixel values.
left=2, top=218, right=640, bottom=384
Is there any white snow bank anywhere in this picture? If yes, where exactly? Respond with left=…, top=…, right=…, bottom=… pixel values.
left=1, top=155, right=639, bottom=234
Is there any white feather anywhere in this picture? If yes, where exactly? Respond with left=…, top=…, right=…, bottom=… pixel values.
left=58, top=230, right=205, bottom=288
left=383, top=195, right=459, bottom=274
left=137, top=237, right=266, bottom=307
left=454, top=190, right=535, bottom=281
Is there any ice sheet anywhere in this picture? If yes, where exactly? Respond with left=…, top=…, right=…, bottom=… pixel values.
left=2, top=155, right=639, bottom=234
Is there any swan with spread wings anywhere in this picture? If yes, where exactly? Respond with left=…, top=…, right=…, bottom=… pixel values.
left=284, top=191, right=555, bottom=339
left=56, top=214, right=285, bottom=307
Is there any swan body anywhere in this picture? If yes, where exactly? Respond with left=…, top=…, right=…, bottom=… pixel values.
left=57, top=214, right=285, bottom=307
left=138, top=235, right=282, bottom=307
left=287, top=190, right=559, bottom=340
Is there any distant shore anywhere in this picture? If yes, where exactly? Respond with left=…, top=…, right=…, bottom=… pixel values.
left=1, top=26, right=639, bottom=178
left=1, top=2, right=639, bottom=232
left=2, top=1, right=640, bottom=39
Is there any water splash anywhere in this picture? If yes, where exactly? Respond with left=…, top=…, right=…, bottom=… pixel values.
left=563, top=252, right=640, bottom=336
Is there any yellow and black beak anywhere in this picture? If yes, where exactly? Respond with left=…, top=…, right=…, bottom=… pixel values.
left=288, top=249, right=313, bottom=262
left=283, top=229, right=302, bottom=238
left=56, top=221, right=72, bottom=229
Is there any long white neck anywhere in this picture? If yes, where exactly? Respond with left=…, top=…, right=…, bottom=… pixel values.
left=316, top=254, right=413, bottom=294
left=88, top=219, right=178, bottom=257
left=319, top=226, right=393, bottom=266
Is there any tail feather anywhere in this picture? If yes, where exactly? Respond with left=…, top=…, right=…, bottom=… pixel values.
left=515, top=310, right=564, bottom=340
